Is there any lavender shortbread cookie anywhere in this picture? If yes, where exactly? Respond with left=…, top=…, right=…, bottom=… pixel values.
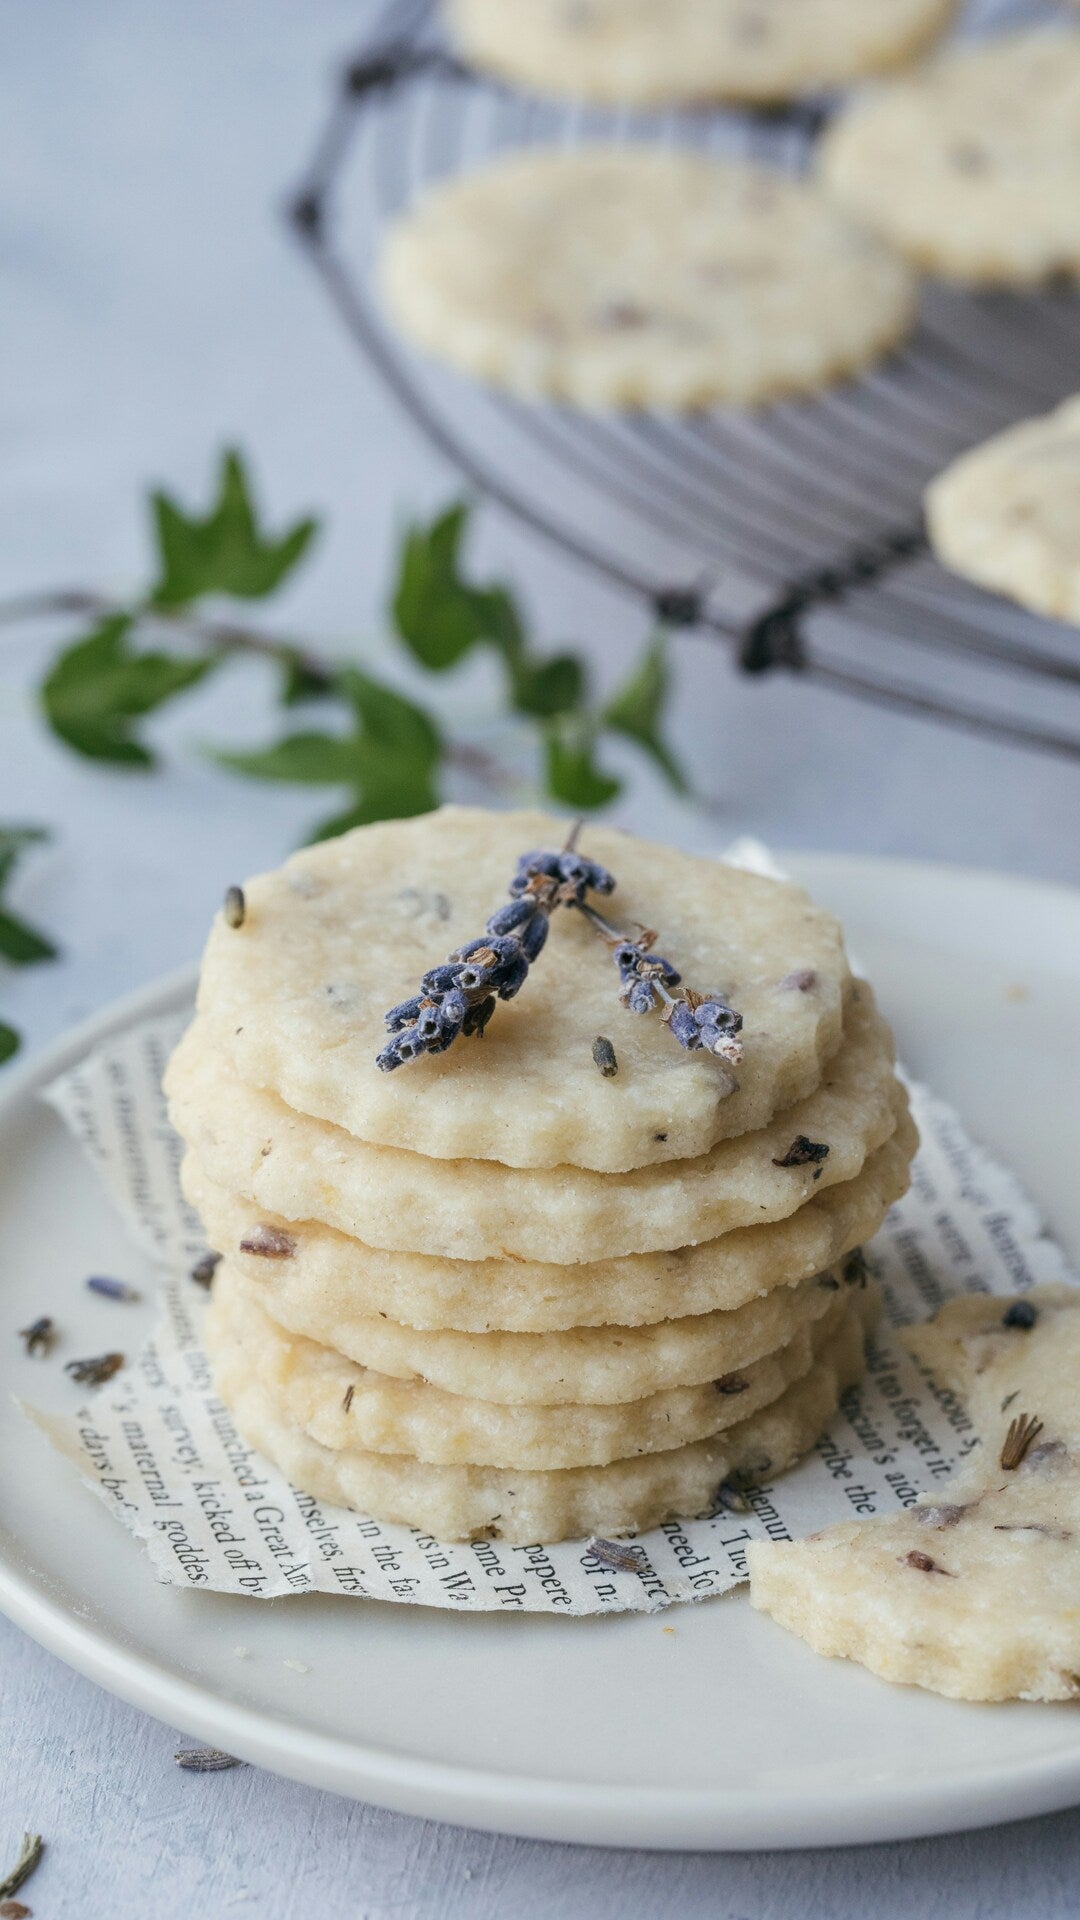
left=447, top=0, right=958, bottom=107
left=206, top=1264, right=868, bottom=1469
left=748, top=1285, right=1080, bottom=1701
left=207, top=1287, right=877, bottom=1543
left=195, top=806, right=855, bottom=1172
left=926, top=394, right=1080, bottom=626
left=819, top=29, right=1080, bottom=285
left=378, top=151, right=916, bottom=409
left=182, top=1115, right=913, bottom=1335
left=166, top=989, right=903, bottom=1263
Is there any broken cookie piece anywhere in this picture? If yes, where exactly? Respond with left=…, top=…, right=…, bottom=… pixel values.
left=747, top=1284, right=1080, bottom=1701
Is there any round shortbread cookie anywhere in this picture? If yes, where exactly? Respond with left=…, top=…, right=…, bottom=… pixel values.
left=167, top=989, right=902, bottom=1263
left=208, top=1291, right=875, bottom=1542
left=925, top=394, right=1080, bottom=626
left=206, top=1263, right=865, bottom=1468
left=819, top=30, right=1080, bottom=286
left=749, top=1286, right=1080, bottom=1701
left=186, top=1153, right=887, bottom=1395
left=377, top=150, right=916, bottom=408
left=448, top=0, right=958, bottom=107
left=183, top=1112, right=914, bottom=1335
left=196, top=807, right=852, bottom=1173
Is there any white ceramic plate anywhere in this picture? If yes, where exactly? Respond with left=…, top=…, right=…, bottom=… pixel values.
left=1, top=853, right=1079, bottom=1851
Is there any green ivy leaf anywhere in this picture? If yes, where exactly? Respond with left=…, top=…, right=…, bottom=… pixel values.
left=392, top=504, right=585, bottom=719
left=279, top=651, right=334, bottom=706
left=544, top=722, right=621, bottom=810
left=602, top=636, right=688, bottom=794
left=215, top=667, right=442, bottom=842
left=150, top=449, right=318, bottom=608
left=508, top=652, right=586, bottom=719
left=393, top=503, right=496, bottom=670
left=0, top=824, right=57, bottom=974
left=0, top=826, right=49, bottom=891
left=0, top=1021, right=18, bottom=1066
left=0, top=907, right=57, bottom=966
left=41, top=614, right=215, bottom=767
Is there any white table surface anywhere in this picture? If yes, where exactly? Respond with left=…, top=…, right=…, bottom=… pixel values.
left=1, top=2, right=1079, bottom=1913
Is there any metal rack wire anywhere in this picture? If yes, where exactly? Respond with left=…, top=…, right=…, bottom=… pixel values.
left=287, top=0, right=1080, bottom=761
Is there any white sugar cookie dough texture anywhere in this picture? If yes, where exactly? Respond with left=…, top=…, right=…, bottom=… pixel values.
left=926, top=394, right=1080, bottom=627
left=749, top=1285, right=1080, bottom=1701
left=819, top=29, right=1080, bottom=286
left=377, top=149, right=917, bottom=409
left=446, top=0, right=959, bottom=107
left=171, top=805, right=917, bottom=1544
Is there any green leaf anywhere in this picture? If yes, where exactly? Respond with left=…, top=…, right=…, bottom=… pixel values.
left=602, top=636, right=688, bottom=794
left=0, top=1021, right=18, bottom=1066
left=213, top=667, right=442, bottom=840
left=0, top=906, right=57, bottom=966
left=150, top=449, right=318, bottom=608
left=393, top=503, right=495, bottom=670
left=508, top=652, right=586, bottom=719
left=544, top=723, right=621, bottom=811
left=0, top=824, right=57, bottom=972
left=0, top=826, right=49, bottom=892
left=279, top=651, right=334, bottom=706
left=41, top=613, right=214, bottom=766
left=215, top=731, right=365, bottom=785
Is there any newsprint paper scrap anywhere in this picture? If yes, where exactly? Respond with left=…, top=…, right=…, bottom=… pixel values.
left=25, top=904, right=1078, bottom=1616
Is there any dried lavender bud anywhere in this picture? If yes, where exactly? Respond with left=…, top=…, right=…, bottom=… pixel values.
left=779, top=968, right=817, bottom=992
left=223, top=885, right=246, bottom=929
left=773, top=1136, right=830, bottom=1169
left=587, top=1537, right=645, bottom=1574
left=190, top=1252, right=220, bottom=1290
left=916, top=1503, right=970, bottom=1529
left=86, top=1276, right=140, bottom=1302
left=842, top=1248, right=869, bottom=1289
left=1001, top=1412, right=1044, bottom=1471
left=239, top=1225, right=296, bottom=1259
left=462, top=994, right=496, bottom=1039
left=485, top=898, right=536, bottom=936
left=625, top=978, right=658, bottom=1015
left=1002, top=1299, right=1037, bottom=1331
left=667, top=1003, right=698, bottom=1048
left=19, top=1316, right=54, bottom=1358
left=519, top=912, right=549, bottom=963
left=385, top=994, right=425, bottom=1032
left=0, top=1834, right=43, bottom=1903
left=592, top=1036, right=618, bottom=1078
left=713, top=1482, right=752, bottom=1514
left=902, top=1551, right=955, bottom=1576
left=65, top=1352, right=124, bottom=1387
left=174, top=1748, right=244, bottom=1772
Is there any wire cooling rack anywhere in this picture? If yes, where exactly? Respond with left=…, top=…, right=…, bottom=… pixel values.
left=287, top=0, right=1080, bottom=761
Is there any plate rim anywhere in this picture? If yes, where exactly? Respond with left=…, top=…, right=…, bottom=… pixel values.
left=3, top=851, right=1080, bottom=1851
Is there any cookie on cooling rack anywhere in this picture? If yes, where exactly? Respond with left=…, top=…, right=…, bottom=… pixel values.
left=819, top=29, right=1080, bottom=286
left=446, top=0, right=959, bottom=107
left=926, top=394, right=1080, bottom=627
left=378, top=148, right=917, bottom=409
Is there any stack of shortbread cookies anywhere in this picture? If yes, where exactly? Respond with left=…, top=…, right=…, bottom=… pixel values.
left=165, top=807, right=916, bottom=1545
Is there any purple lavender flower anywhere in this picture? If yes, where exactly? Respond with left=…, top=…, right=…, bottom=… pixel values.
left=376, top=825, right=607, bottom=1071
left=575, top=901, right=744, bottom=1076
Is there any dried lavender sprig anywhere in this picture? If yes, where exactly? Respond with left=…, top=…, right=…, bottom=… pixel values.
left=575, top=902, right=744, bottom=1065
left=376, top=826, right=615, bottom=1071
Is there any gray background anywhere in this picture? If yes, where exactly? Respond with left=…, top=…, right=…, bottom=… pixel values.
left=1, top=3, right=1078, bottom=1913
